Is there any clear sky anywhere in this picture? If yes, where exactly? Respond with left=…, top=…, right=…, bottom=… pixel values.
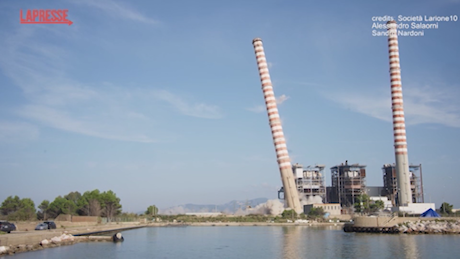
left=1, top=0, right=459, bottom=212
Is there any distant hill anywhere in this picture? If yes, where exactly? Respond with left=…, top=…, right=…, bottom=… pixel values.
left=159, top=198, right=269, bottom=215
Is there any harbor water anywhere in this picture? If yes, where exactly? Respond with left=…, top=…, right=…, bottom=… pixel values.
left=2, top=225, right=460, bottom=259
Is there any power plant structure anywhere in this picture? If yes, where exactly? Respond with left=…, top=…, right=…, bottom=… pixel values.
left=249, top=25, right=433, bottom=215
left=278, top=164, right=326, bottom=204
left=382, top=163, right=424, bottom=206
left=328, top=161, right=367, bottom=207
left=252, top=38, right=302, bottom=214
left=386, top=21, right=434, bottom=213
left=386, top=20, right=412, bottom=207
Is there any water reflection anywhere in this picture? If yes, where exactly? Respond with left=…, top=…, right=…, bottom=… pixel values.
left=2, top=226, right=459, bottom=259
left=279, top=225, right=422, bottom=259
left=400, top=235, right=420, bottom=259
left=280, top=225, right=346, bottom=258
left=281, top=226, right=302, bottom=259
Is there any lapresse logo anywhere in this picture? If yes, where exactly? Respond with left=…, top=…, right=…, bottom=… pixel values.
left=20, top=9, right=73, bottom=25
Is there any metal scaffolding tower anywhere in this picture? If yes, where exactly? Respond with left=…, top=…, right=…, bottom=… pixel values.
left=329, top=161, right=367, bottom=207
left=382, top=163, right=423, bottom=206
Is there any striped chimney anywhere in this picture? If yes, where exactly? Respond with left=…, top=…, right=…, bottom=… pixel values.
left=252, top=38, right=302, bottom=213
left=387, top=21, right=412, bottom=206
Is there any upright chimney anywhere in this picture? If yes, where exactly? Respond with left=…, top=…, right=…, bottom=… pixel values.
left=387, top=21, right=412, bottom=206
left=252, top=38, right=302, bottom=213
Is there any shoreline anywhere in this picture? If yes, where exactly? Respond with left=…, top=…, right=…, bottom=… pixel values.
left=0, top=234, right=118, bottom=256
left=344, top=216, right=460, bottom=234
left=184, top=222, right=344, bottom=227
left=0, top=222, right=343, bottom=256
left=0, top=223, right=145, bottom=256
left=4, top=219, right=460, bottom=257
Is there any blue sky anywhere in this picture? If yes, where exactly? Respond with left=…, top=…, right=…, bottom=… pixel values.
left=1, top=0, right=459, bottom=212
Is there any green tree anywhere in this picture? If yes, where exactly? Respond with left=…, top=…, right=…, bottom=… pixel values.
left=0, top=196, right=21, bottom=215
left=18, top=198, right=36, bottom=220
left=48, top=196, right=76, bottom=219
left=9, top=198, right=36, bottom=221
left=1, top=196, right=36, bottom=221
left=308, top=207, right=325, bottom=218
left=77, top=189, right=102, bottom=216
left=281, top=209, right=297, bottom=219
left=100, top=190, right=122, bottom=222
left=37, top=200, right=50, bottom=220
left=64, top=191, right=82, bottom=213
left=354, top=194, right=371, bottom=214
left=145, top=205, right=158, bottom=216
left=440, top=202, right=453, bottom=214
left=370, top=200, right=385, bottom=212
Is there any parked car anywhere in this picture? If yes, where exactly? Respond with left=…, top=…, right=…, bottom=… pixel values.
left=44, top=221, right=57, bottom=229
left=0, top=221, right=17, bottom=233
left=35, top=223, right=49, bottom=230
left=10, top=223, right=17, bottom=231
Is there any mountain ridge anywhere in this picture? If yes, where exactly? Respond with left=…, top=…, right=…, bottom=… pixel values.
left=159, top=198, right=270, bottom=214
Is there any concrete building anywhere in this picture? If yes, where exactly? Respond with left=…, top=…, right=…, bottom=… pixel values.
left=289, top=164, right=326, bottom=204
left=329, top=161, right=367, bottom=207
left=392, top=203, right=435, bottom=215
left=366, top=186, right=385, bottom=197
left=303, top=203, right=342, bottom=216
left=382, top=164, right=424, bottom=206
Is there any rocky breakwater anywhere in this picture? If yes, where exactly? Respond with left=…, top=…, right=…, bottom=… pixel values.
left=396, top=220, right=460, bottom=234
left=0, top=233, right=76, bottom=256
left=0, top=232, right=114, bottom=256
left=344, top=216, right=460, bottom=234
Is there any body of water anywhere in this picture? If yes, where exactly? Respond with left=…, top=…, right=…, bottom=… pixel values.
left=2, top=225, right=460, bottom=259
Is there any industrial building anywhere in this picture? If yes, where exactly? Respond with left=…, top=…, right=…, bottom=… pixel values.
left=303, top=203, right=341, bottom=216
left=251, top=31, right=434, bottom=214
left=291, top=163, right=326, bottom=204
left=328, top=161, right=367, bottom=207
left=366, top=186, right=385, bottom=197
left=382, top=163, right=424, bottom=206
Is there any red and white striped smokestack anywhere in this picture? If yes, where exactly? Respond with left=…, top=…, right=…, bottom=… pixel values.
left=252, top=38, right=302, bottom=213
left=387, top=21, right=412, bottom=206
